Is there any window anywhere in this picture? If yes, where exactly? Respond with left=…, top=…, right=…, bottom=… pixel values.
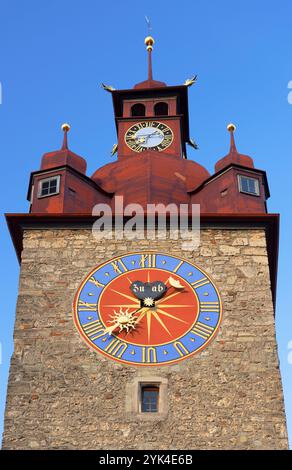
left=131, top=103, right=146, bottom=117
left=238, top=175, right=260, bottom=196
left=125, top=376, right=168, bottom=419
left=38, top=176, right=60, bottom=198
left=141, top=385, right=159, bottom=413
left=154, top=102, right=168, bottom=116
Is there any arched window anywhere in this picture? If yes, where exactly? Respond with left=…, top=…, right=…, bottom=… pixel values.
left=131, top=103, right=146, bottom=117
left=154, top=102, right=168, bottom=116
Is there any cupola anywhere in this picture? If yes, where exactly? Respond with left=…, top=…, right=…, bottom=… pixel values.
left=40, top=124, right=87, bottom=174
left=215, top=123, right=254, bottom=173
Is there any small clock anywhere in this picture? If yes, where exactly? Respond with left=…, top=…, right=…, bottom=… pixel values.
left=73, top=253, right=222, bottom=366
left=125, top=121, right=173, bottom=152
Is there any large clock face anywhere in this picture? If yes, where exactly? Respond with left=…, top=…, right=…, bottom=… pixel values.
left=125, top=121, right=173, bottom=152
left=73, top=253, right=222, bottom=366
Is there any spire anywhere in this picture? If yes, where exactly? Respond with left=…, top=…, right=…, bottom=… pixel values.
left=227, top=123, right=238, bottom=154
left=40, top=123, right=87, bottom=174
left=145, top=36, right=154, bottom=81
left=61, top=123, right=71, bottom=150
left=133, top=27, right=166, bottom=89
left=215, top=123, right=254, bottom=173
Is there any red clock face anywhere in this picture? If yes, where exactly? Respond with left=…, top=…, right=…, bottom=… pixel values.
left=98, top=268, right=199, bottom=346
left=74, top=253, right=222, bottom=366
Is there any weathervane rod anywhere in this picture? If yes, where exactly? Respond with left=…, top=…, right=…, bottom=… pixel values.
left=144, top=16, right=154, bottom=81
left=145, top=16, right=152, bottom=35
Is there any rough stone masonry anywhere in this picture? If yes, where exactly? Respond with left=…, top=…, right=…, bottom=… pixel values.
left=2, top=228, right=288, bottom=449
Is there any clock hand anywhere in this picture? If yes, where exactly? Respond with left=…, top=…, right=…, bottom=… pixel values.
left=128, top=135, right=146, bottom=144
left=103, top=306, right=151, bottom=335
left=155, top=277, right=186, bottom=305
left=132, top=131, right=162, bottom=140
left=143, top=131, right=162, bottom=140
left=139, top=131, right=163, bottom=148
left=168, top=276, right=185, bottom=290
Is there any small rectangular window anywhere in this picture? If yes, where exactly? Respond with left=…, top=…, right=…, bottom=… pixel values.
left=38, top=176, right=60, bottom=198
left=141, top=385, right=159, bottom=413
left=238, top=175, right=260, bottom=196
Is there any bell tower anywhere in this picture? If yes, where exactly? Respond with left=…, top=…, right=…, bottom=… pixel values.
left=2, top=33, right=288, bottom=450
left=112, top=35, right=190, bottom=160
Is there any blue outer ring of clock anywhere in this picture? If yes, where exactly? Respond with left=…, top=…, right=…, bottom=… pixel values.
left=74, top=252, right=222, bottom=366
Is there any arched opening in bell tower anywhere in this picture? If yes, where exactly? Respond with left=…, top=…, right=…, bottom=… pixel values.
left=154, top=102, right=169, bottom=116
left=131, top=103, right=146, bottom=117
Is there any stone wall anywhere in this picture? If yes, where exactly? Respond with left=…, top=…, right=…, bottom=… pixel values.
left=2, top=228, right=288, bottom=449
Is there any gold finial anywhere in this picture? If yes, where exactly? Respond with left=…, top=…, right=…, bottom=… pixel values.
left=145, top=16, right=154, bottom=50
left=144, top=35, right=154, bottom=51
left=61, top=123, right=70, bottom=150
left=61, top=123, right=71, bottom=132
left=227, top=123, right=236, bottom=132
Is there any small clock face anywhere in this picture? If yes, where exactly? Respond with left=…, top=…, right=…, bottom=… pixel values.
left=125, top=121, right=173, bottom=152
left=73, top=253, right=222, bottom=366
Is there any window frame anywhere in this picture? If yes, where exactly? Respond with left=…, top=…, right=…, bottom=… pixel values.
left=38, top=175, right=61, bottom=199
left=238, top=174, right=260, bottom=197
left=140, top=384, right=160, bottom=413
left=125, top=376, right=168, bottom=420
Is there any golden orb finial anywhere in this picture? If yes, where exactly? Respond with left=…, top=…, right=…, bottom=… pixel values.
left=61, top=123, right=71, bottom=132
left=144, top=35, right=154, bottom=51
left=227, top=123, right=236, bottom=132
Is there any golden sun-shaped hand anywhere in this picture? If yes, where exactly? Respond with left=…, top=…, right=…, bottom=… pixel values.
left=103, top=308, right=138, bottom=335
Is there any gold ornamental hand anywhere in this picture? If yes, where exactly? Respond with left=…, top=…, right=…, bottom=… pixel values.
left=103, top=306, right=151, bottom=336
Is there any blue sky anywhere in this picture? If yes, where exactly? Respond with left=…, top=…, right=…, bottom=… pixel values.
left=0, top=0, right=292, bottom=447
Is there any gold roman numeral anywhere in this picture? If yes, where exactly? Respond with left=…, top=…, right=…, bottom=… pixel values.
left=200, top=301, right=220, bottom=312
left=191, top=277, right=210, bottom=289
left=82, top=319, right=105, bottom=340
left=173, top=260, right=183, bottom=273
left=191, top=321, right=214, bottom=340
left=139, top=254, right=157, bottom=268
left=111, top=258, right=128, bottom=274
left=173, top=341, right=189, bottom=357
left=89, top=276, right=104, bottom=288
left=104, top=338, right=128, bottom=358
left=142, top=346, right=157, bottom=363
left=78, top=300, right=97, bottom=312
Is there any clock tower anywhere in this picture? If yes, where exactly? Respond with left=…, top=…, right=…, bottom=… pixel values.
left=115, top=37, right=186, bottom=159
left=2, top=35, right=288, bottom=450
